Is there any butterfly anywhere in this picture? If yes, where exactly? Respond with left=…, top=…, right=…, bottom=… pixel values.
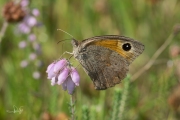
left=71, top=35, right=144, bottom=90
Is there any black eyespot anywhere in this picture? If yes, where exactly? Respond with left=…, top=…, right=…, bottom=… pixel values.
left=122, top=43, right=131, bottom=51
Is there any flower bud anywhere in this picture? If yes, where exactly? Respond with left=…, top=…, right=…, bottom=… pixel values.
left=70, top=67, right=80, bottom=86
left=66, top=77, right=75, bottom=95
left=57, top=67, right=69, bottom=85
left=51, top=77, right=56, bottom=86
left=46, top=62, right=55, bottom=73
left=62, top=82, right=67, bottom=91
left=53, top=59, right=67, bottom=73
left=47, top=64, right=56, bottom=79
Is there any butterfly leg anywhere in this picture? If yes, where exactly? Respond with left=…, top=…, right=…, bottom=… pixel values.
left=58, top=51, right=74, bottom=60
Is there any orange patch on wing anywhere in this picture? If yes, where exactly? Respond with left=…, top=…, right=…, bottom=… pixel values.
left=89, top=39, right=133, bottom=61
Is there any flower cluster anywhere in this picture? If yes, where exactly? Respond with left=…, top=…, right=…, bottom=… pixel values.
left=13, top=0, right=42, bottom=79
left=46, top=59, right=80, bottom=95
left=17, top=10, right=39, bottom=34
left=17, top=0, right=39, bottom=34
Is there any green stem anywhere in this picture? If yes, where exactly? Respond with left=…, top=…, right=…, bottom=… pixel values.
left=0, top=21, right=8, bottom=44
left=111, top=89, right=122, bottom=120
left=131, top=33, right=175, bottom=82
left=119, top=75, right=130, bottom=119
left=70, top=94, right=76, bottom=120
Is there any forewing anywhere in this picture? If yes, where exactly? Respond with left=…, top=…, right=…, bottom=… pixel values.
left=81, top=35, right=145, bottom=64
left=77, top=45, right=129, bottom=90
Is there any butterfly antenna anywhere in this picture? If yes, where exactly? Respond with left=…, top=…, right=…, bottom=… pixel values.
left=57, top=38, right=72, bottom=44
left=57, top=29, right=74, bottom=38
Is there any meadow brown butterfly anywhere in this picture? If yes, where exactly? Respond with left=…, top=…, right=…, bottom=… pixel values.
left=71, top=35, right=144, bottom=90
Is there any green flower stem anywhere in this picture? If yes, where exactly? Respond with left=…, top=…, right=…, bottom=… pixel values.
left=119, top=75, right=130, bottom=119
left=111, top=88, right=122, bottom=120
left=131, top=33, right=175, bottom=82
left=70, top=94, right=76, bottom=120
left=0, top=21, right=8, bottom=44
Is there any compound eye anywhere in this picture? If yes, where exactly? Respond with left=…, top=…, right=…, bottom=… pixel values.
left=122, top=43, right=131, bottom=51
left=82, top=48, right=86, bottom=52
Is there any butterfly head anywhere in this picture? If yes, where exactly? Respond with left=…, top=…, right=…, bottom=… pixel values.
left=71, top=39, right=81, bottom=58
left=71, top=38, right=79, bottom=48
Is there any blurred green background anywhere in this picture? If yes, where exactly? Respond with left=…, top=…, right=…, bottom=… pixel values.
left=1, top=0, right=180, bottom=120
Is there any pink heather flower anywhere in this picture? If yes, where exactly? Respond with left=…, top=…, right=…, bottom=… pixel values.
left=29, top=53, right=37, bottom=60
left=32, top=9, right=40, bottom=16
left=46, top=62, right=55, bottom=73
left=18, top=23, right=30, bottom=34
left=47, top=64, right=56, bottom=79
left=28, top=34, right=36, bottom=42
left=51, top=77, right=57, bottom=86
left=61, top=77, right=76, bottom=95
left=62, top=82, right=67, bottom=90
left=18, top=41, right=27, bottom=49
left=71, top=67, right=80, bottom=86
left=46, top=59, right=80, bottom=95
left=57, top=67, right=69, bottom=85
left=25, top=16, right=37, bottom=27
left=33, top=71, right=41, bottom=79
left=53, top=59, right=67, bottom=73
left=33, top=42, right=41, bottom=51
left=21, top=0, right=29, bottom=7
left=32, top=42, right=41, bottom=54
left=20, top=60, right=28, bottom=68
left=66, top=77, right=76, bottom=95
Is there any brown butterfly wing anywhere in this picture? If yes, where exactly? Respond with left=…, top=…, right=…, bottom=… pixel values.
left=72, top=35, right=144, bottom=90
left=76, top=45, right=129, bottom=90
left=81, top=35, right=145, bottom=64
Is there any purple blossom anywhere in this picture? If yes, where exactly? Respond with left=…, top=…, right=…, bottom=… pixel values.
left=66, top=77, right=76, bottom=94
left=71, top=67, right=80, bottom=86
left=18, top=40, right=27, bottom=48
left=53, top=59, right=67, bottom=73
left=21, top=0, right=29, bottom=7
left=17, top=1, right=39, bottom=34
left=47, top=63, right=56, bottom=79
left=51, top=77, right=57, bottom=86
left=57, top=67, right=69, bottom=85
left=25, top=16, right=37, bottom=27
left=28, top=34, right=36, bottom=42
left=46, top=59, right=80, bottom=95
left=32, top=42, right=41, bottom=53
left=32, top=9, right=40, bottom=16
left=18, top=23, right=30, bottom=34
left=14, top=0, right=43, bottom=81
left=20, top=60, right=29, bottom=68
left=29, top=53, right=37, bottom=60
left=62, top=82, right=67, bottom=90
left=33, top=71, right=40, bottom=79
left=46, top=62, right=55, bottom=73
